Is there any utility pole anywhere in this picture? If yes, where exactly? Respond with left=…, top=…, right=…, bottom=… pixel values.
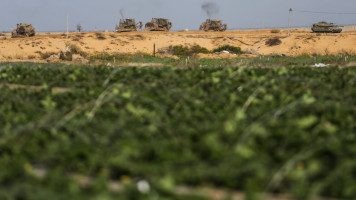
left=288, top=8, right=292, bottom=37
left=66, top=13, right=69, bottom=40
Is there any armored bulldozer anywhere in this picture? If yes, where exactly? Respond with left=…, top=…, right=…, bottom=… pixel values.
left=145, top=18, right=172, bottom=31
left=200, top=19, right=227, bottom=32
left=11, top=23, right=36, bottom=38
left=115, top=18, right=143, bottom=32
left=311, top=22, right=342, bottom=33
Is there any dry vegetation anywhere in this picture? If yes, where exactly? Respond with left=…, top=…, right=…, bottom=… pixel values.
left=109, top=34, right=117, bottom=38
left=95, top=32, right=106, bottom=40
left=38, top=51, right=57, bottom=59
left=270, top=29, right=281, bottom=34
left=265, top=38, right=282, bottom=46
left=27, top=55, right=36, bottom=59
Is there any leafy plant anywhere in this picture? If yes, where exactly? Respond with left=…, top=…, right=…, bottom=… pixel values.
left=168, top=45, right=209, bottom=57
left=190, top=45, right=209, bottom=54
left=1, top=60, right=356, bottom=199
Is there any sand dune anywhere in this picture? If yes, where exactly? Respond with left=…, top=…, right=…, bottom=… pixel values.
left=0, top=29, right=355, bottom=62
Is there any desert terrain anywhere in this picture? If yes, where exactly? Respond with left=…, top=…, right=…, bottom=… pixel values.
left=0, top=29, right=355, bottom=62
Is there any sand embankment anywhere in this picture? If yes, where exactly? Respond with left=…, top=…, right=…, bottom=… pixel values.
left=0, top=29, right=355, bottom=62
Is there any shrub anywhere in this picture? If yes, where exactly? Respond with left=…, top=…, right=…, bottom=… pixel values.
left=72, top=37, right=81, bottom=42
left=212, top=45, right=243, bottom=54
left=324, top=48, right=330, bottom=56
left=169, top=45, right=191, bottom=57
left=190, top=45, right=209, bottom=54
left=57, top=42, right=88, bottom=61
left=167, top=45, right=209, bottom=57
left=95, top=33, right=106, bottom=40
left=65, top=42, right=87, bottom=57
left=27, top=55, right=36, bottom=60
left=271, top=29, right=281, bottom=34
left=39, top=51, right=57, bottom=59
left=265, top=38, right=282, bottom=46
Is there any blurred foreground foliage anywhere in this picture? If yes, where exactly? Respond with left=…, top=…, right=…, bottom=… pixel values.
left=1, top=61, right=356, bottom=199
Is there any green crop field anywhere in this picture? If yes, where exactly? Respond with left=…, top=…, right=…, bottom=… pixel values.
left=1, top=57, right=356, bottom=200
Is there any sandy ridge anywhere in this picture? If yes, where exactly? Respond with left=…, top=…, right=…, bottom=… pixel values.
left=0, top=29, right=355, bottom=61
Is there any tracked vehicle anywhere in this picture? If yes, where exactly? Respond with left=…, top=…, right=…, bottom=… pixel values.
left=145, top=18, right=172, bottom=31
left=11, top=24, right=36, bottom=38
left=199, top=19, right=227, bottom=32
left=311, top=22, right=342, bottom=33
left=115, top=18, right=143, bottom=32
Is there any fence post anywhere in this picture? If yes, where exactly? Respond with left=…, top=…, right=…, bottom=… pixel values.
left=153, top=43, right=156, bottom=57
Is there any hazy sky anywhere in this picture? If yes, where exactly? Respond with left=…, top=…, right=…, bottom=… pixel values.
left=1, top=0, right=355, bottom=32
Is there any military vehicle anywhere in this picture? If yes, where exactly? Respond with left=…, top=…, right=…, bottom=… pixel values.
left=115, top=18, right=143, bottom=32
left=11, top=23, right=36, bottom=38
left=145, top=18, right=172, bottom=31
left=311, top=22, right=343, bottom=33
left=199, top=19, right=227, bottom=32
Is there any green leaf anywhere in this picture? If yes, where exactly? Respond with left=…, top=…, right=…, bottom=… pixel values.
left=297, top=115, right=318, bottom=129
